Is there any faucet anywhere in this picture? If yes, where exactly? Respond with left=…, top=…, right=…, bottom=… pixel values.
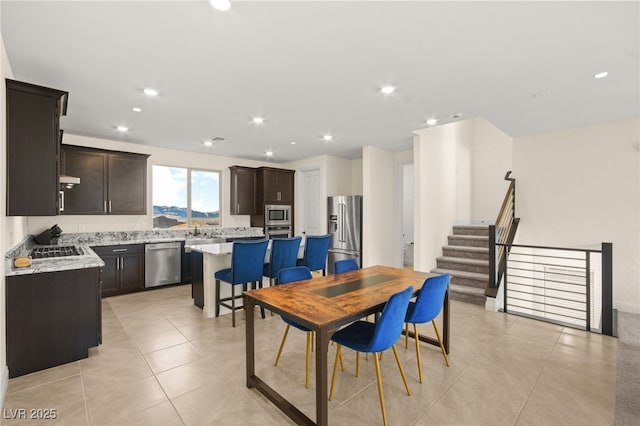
left=194, top=225, right=200, bottom=236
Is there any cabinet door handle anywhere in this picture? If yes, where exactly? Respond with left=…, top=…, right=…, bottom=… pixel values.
left=112, top=248, right=128, bottom=253
left=104, top=200, right=107, bottom=213
left=277, top=191, right=281, bottom=201
left=236, top=203, right=240, bottom=214
left=59, top=191, right=65, bottom=212
left=109, top=200, right=112, bottom=213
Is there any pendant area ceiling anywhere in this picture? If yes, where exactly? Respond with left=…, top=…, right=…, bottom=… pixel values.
left=1, top=1, right=638, bottom=162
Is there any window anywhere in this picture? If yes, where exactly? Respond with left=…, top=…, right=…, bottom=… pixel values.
left=152, top=165, right=221, bottom=229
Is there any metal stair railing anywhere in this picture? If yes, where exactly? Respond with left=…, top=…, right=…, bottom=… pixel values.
left=487, top=171, right=519, bottom=297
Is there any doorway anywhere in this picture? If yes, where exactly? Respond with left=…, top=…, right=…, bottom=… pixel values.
left=299, top=168, right=322, bottom=235
left=401, top=163, right=414, bottom=266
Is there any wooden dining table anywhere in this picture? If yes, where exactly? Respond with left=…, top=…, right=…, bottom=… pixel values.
left=243, top=265, right=450, bottom=426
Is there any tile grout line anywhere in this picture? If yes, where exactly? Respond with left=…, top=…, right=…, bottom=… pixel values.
left=512, top=327, right=563, bottom=425
left=78, top=361, right=91, bottom=426
left=124, top=294, right=188, bottom=426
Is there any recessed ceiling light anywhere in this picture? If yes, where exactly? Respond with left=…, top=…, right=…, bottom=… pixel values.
left=143, top=88, right=159, bottom=97
left=265, top=150, right=274, bottom=157
left=594, top=71, right=609, bottom=79
left=209, top=0, right=231, bottom=11
left=203, top=140, right=213, bottom=147
left=116, top=125, right=128, bottom=132
left=132, top=107, right=142, bottom=112
left=380, top=85, right=396, bottom=94
left=426, top=118, right=438, bottom=126
left=252, top=116, right=265, bottom=124
left=290, top=141, right=296, bottom=145
left=323, top=134, right=333, bottom=141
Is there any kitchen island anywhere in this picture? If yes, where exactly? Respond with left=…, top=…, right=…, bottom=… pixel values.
left=187, top=241, right=305, bottom=318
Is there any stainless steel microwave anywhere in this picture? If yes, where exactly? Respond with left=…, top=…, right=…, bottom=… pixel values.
left=265, top=204, right=291, bottom=226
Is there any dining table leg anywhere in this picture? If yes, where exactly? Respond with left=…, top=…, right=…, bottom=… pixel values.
left=245, top=296, right=255, bottom=389
left=315, top=326, right=334, bottom=426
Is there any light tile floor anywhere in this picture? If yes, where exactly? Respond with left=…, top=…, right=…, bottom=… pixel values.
left=2, top=285, right=617, bottom=425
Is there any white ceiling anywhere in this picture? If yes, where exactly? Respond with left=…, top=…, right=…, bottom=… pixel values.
left=2, top=1, right=638, bottom=163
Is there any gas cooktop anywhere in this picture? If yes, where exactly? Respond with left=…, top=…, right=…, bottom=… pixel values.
left=30, top=246, right=83, bottom=259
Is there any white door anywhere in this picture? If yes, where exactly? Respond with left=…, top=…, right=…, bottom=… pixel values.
left=402, top=163, right=414, bottom=266
left=301, top=168, right=322, bottom=235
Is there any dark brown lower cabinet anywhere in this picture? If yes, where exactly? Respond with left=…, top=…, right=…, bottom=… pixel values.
left=191, top=251, right=204, bottom=309
left=92, top=244, right=145, bottom=297
left=6, top=267, right=101, bottom=378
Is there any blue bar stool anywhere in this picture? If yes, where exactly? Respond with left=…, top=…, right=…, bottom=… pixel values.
left=214, top=239, right=268, bottom=327
left=334, top=258, right=359, bottom=274
left=263, top=236, right=302, bottom=286
left=404, top=273, right=451, bottom=383
left=296, top=234, right=331, bottom=276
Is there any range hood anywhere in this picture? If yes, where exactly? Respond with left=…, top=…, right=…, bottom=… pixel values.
left=60, top=175, right=80, bottom=189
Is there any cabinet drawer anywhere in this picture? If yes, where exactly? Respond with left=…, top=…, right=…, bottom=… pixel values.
left=92, top=244, right=144, bottom=256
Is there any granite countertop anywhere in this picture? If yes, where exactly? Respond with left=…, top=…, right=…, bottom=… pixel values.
left=6, top=246, right=105, bottom=276
left=5, top=228, right=265, bottom=277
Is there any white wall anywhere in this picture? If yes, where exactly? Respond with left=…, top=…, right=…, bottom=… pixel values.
left=362, top=146, right=407, bottom=268
left=471, top=117, right=513, bottom=223
left=412, top=117, right=513, bottom=273
left=26, top=133, right=274, bottom=235
left=413, top=122, right=470, bottom=272
left=513, top=117, right=640, bottom=314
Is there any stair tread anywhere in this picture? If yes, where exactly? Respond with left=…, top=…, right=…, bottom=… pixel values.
left=448, top=235, right=489, bottom=240
left=431, top=268, right=489, bottom=280
left=453, top=225, right=490, bottom=229
left=437, top=256, right=489, bottom=265
left=448, top=283, right=486, bottom=295
left=443, top=245, right=489, bottom=252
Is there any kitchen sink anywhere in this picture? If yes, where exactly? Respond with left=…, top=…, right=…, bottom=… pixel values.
left=184, top=237, right=226, bottom=252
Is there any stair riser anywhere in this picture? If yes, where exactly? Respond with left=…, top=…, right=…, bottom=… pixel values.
left=437, top=260, right=488, bottom=274
left=448, top=236, right=489, bottom=248
left=450, top=275, right=488, bottom=289
left=442, top=248, right=489, bottom=261
left=453, top=226, right=489, bottom=237
left=450, top=291, right=486, bottom=305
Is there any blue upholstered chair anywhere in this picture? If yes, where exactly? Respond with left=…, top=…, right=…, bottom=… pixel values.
left=274, top=266, right=314, bottom=388
left=404, top=273, right=451, bottom=383
left=263, top=237, right=302, bottom=286
left=296, top=234, right=331, bottom=276
left=214, top=239, right=269, bottom=327
left=334, top=258, right=359, bottom=274
left=329, top=286, right=414, bottom=426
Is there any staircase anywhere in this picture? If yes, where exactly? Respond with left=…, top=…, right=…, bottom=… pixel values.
left=431, top=225, right=489, bottom=305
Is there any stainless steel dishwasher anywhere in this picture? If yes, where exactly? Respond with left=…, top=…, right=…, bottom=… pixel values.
left=145, top=242, right=182, bottom=288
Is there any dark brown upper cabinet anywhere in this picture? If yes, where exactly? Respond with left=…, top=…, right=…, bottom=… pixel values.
left=229, top=166, right=257, bottom=215
left=5, top=79, right=68, bottom=216
left=257, top=167, right=294, bottom=205
left=60, top=145, right=149, bottom=215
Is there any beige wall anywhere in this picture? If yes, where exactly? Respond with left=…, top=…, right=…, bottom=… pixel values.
left=284, top=154, right=362, bottom=235
left=513, top=117, right=640, bottom=314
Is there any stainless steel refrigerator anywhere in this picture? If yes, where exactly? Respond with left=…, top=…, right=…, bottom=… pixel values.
left=327, top=195, right=362, bottom=274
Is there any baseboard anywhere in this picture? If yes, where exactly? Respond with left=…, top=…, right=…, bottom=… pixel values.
left=0, top=364, right=8, bottom=408
left=615, top=302, right=640, bottom=315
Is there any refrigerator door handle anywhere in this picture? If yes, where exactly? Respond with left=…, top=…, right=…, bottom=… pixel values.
left=339, top=203, right=346, bottom=242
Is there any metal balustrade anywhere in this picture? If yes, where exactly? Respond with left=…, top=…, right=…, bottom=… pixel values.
left=497, top=242, right=613, bottom=335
